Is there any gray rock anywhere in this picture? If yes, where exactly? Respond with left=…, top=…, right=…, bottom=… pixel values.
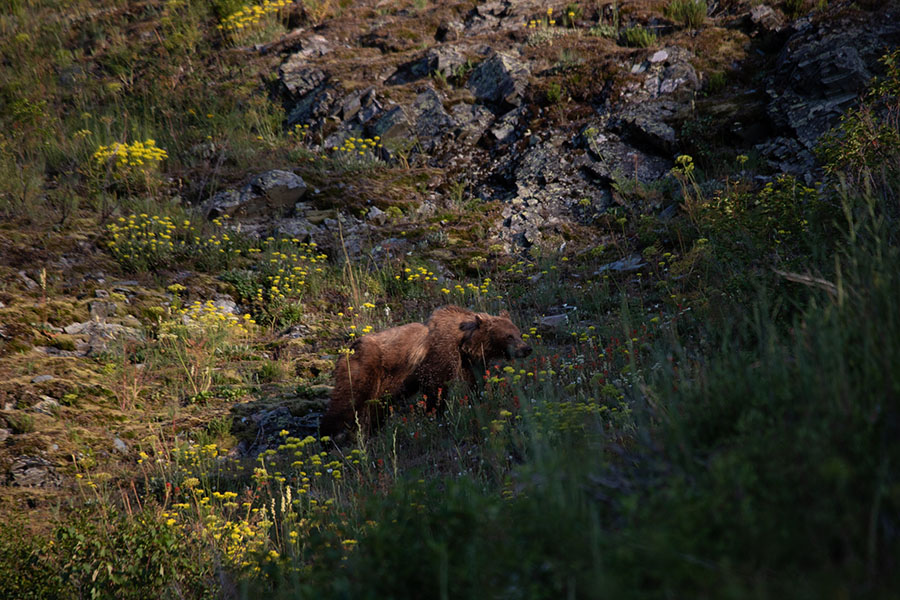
left=280, top=62, right=327, bottom=98
left=276, top=217, right=320, bottom=242
left=279, top=62, right=339, bottom=127
left=18, top=271, right=38, bottom=290
left=451, top=102, right=495, bottom=145
left=31, top=375, right=54, bottom=384
left=595, top=256, right=647, bottom=273
left=750, top=5, right=784, bottom=32
left=490, top=106, right=523, bottom=145
left=763, top=11, right=900, bottom=172
left=60, top=320, right=143, bottom=356
left=369, top=105, right=412, bottom=143
left=581, top=129, right=671, bottom=183
left=94, top=289, right=109, bottom=298
left=539, top=314, right=569, bottom=328
left=205, top=170, right=307, bottom=219
left=466, top=52, right=530, bottom=110
left=410, top=88, right=456, bottom=152
left=435, top=20, right=461, bottom=42
left=386, top=45, right=467, bottom=85
left=371, top=237, right=412, bottom=261
left=251, top=170, right=308, bottom=210
left=89, top=300, right=117, bottom=320
left=33, top=396, right=59, bottom=416
left=621, top=47, right=700, bottom=103
left=290, top=34, right=332, bottom=58
left=113, top=437, right=128, bottom=453
left=63, top=322, right=86, bottom=335
left=369, top=87, right=456, bottom=153
left=649, top=49, right=669, bottom=63
left=0, top=429, right=9, bottom=443
left=9, top=456, right=61, bottom=488
left=367, top=206, right=389, bottom=225
left=754, top=136, right=816, bottom=180
left=613, top=99, right=680, bottom=155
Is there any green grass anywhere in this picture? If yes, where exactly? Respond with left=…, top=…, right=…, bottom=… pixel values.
left=665, top=0, right=707, bottom=29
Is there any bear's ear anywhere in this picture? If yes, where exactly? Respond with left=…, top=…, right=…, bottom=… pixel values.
left=499, top=310, right=510, bottom=319
left=459, top=315, right=482, bottom=332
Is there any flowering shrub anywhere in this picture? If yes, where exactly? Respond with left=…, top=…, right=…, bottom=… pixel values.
left=91, top=139, right=168, bottom=191
left=218, top=0, right=290, bottom=36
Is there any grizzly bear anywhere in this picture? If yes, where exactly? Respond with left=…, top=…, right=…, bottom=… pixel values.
left=318, top=322, right=428, bottom=436
left=414, top=306, right=532, bottom=412
left=319, top=306, right=531, bottom=435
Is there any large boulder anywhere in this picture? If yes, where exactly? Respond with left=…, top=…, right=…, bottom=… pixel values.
left=205, top=170, right=307, bottom=220
left=466, top=52, right=531, bottom=110
left=369, top=87, right=456, bottom=153
left=386, top=45, right=468, bottom=85
left=8, top=456, right=61, bottom=488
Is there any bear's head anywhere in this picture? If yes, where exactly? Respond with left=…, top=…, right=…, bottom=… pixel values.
left=460, top=310, right=532, bottom=361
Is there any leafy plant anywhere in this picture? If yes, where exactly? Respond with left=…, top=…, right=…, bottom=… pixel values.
left=664, top=0, right=707, bottom=28
left=546, top=81, right=565, bottom=104
left=620, top=26, right=657, bottom=48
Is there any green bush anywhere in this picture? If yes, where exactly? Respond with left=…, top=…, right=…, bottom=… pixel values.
left=665, top=0, right=707, bottom=28
left=817, top=50, right=900, bottom=186
left=620, top=26, right=657, bottom=48
left=0, top=510, right=213, bottom=599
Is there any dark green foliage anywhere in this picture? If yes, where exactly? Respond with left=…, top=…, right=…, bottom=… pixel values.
left=665, top=0, right=707, bottom=28
left=620, top=27, right=657, bottom=48
left=0, top=510, right=213, bottom=600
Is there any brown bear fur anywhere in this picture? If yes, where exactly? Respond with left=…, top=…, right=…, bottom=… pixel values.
left=320, top=306, right=531, bottom=435
left=319, top=322, right=428, bottom=435
left=414, top=306, right=532, bottom=411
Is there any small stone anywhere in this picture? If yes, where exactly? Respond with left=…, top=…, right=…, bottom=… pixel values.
left=63, top=322, right=86, bottom=335
left=31, top=375, right=54, bottom=384
left=750, top=5, right=784, bottom=32
left=539, top=314, right=568, bottom=328
left=18, top=271, right=38, bottom=290
left=367, top=206, right=389, bottom=225
left=89, top=300, right=117, bottom=319
left=33, top=396, right=60, bottom=416
left=9, top=456, right=61, bottom=488
left=113, top=437, right=128, bottom=453
left=595, top=256, right=647, bottom=273
left=0, top=429, right=10, bottom=443
left=649, top=49, right=669, bottom=63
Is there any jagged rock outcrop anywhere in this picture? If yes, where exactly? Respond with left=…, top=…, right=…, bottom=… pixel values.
left=760, top=3, right=900, bottom=175
left=243, top=1, right=898, bottom=251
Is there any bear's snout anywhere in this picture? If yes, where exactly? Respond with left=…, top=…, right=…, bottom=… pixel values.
left=513, top=343, right=532, bottom=358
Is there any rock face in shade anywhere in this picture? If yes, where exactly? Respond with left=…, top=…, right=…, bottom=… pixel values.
left=759, top=10, right=900, bottom=175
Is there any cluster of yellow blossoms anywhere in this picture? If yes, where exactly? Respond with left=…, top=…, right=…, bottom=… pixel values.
left=178, top=299, right=256, bottom=337
left=331, top=136, right=383, bottom=157
left=251, top=238, right=326, bottom=308
left=218, top=0, right=290, bottom=33
left=92, top=139, right=167, bottom=175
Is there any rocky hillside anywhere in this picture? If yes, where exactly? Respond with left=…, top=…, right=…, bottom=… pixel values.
left=204, top=0, right=899, bottom=254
